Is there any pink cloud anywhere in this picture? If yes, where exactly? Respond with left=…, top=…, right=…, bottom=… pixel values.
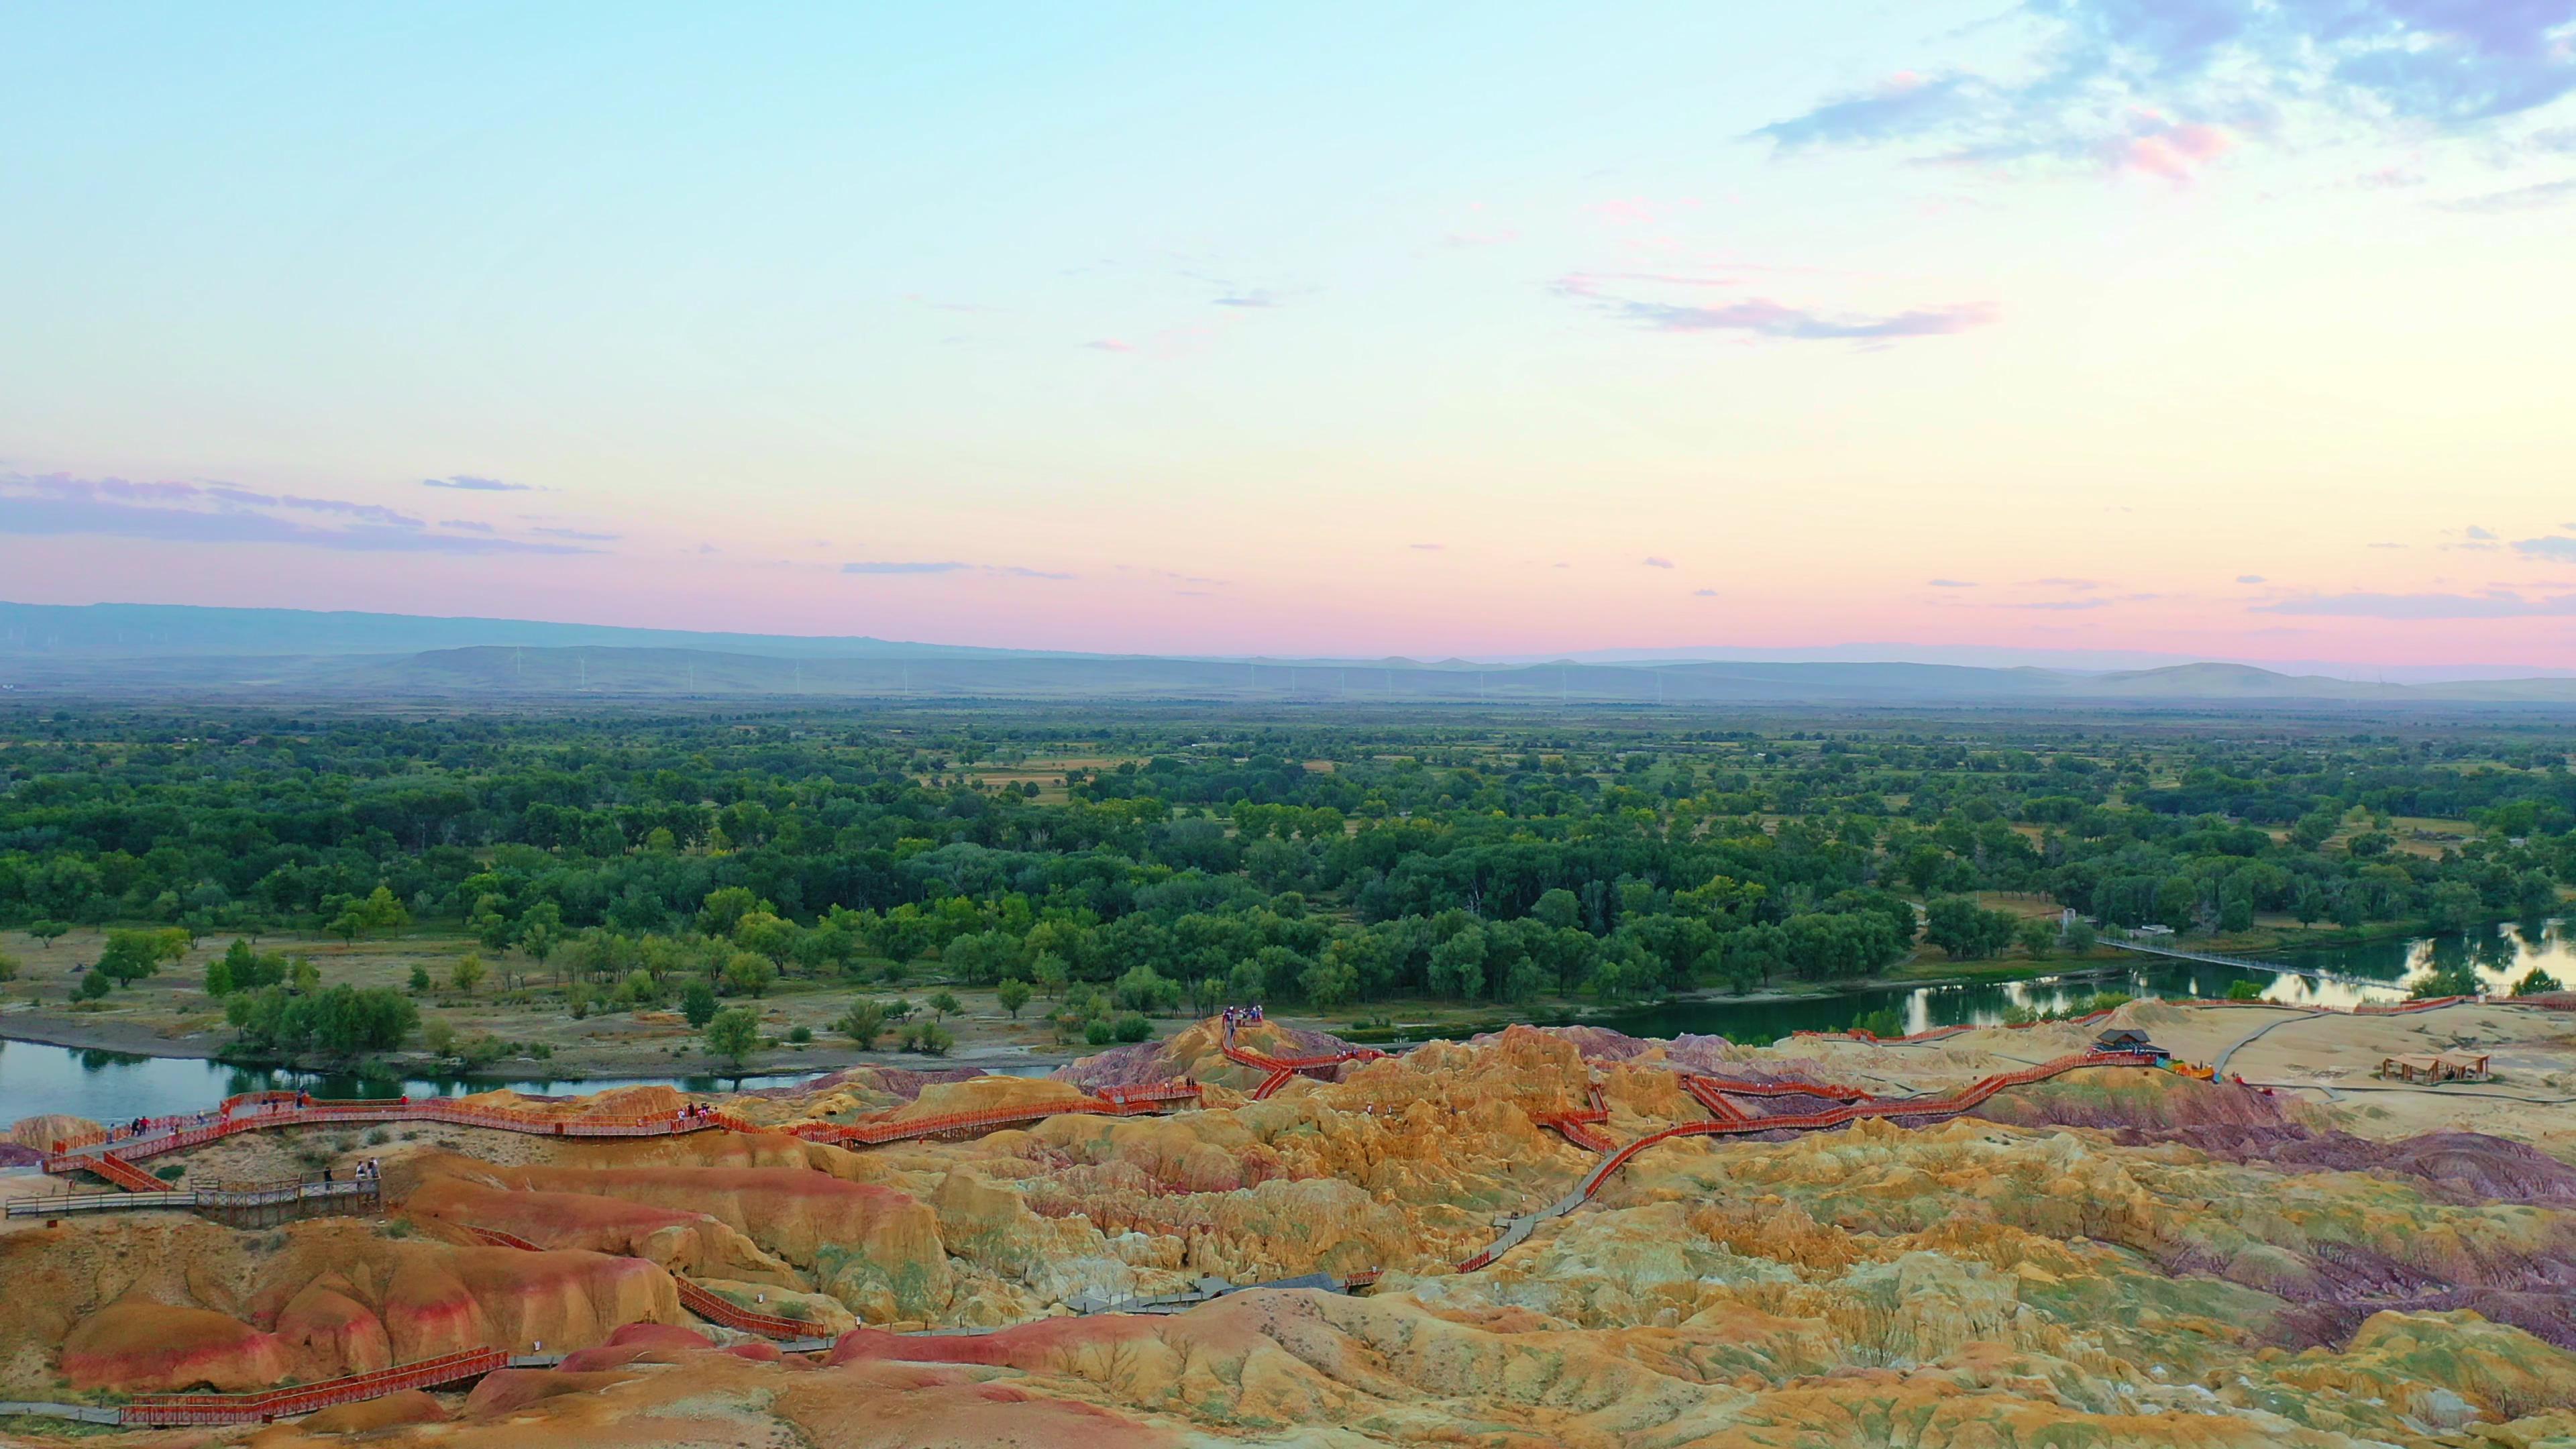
left=1583, top=197, right=1699, bottom=226
left=2113, top=120, right=2231, bottom=182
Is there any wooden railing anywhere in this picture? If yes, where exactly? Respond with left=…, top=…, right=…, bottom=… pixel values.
left=786, top=1079, right=1201, bottom=1146
left=1532, top=1083, right=1615, bottom=1152
left=1569, top=1051, right=2160, bottom=1207
left=119, top=1348, right=506, bottom=1425
left=1218, top=1020, right=1385, bottom=1101
left=465, top=1222, right=819, bottom=1340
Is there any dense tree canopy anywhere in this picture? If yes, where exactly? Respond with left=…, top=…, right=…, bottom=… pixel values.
left=0, top=708, right=2566, bottom=1016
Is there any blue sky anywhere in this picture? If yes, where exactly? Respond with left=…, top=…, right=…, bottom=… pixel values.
left=4, top=2, right=2575, bottom=665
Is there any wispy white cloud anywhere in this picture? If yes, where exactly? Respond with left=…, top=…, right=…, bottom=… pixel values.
left=2436, top=178, right=2576, bottom=212
left=1, top=473, right=597, bottom=554
left=842, top=559, right=1073, bottom=580
left=2257, top=590, right=2576, bottom=619
left=1752, top=2, right=2576, bottom=182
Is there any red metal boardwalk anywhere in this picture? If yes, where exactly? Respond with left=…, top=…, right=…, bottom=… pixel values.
left=120, top=1348, right=506, bottom=1426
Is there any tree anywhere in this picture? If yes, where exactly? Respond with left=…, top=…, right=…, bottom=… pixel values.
left=837, top=1000, right=889, bottom=1048
left=696, top=887, right=763, bottom=938
left=1032, top=953, right=1069, bottom=1000
left=1299, top=957, right=1358, bottom=1009
left=2063, top=920, right=2098, bottom=954
left=291, top=956, right=321, bottom=993
left=2226, top=979, right=2267, bottom=1001
left=1923, top=898, right=2017, bottom=961
left=1428, top=926, right=1487, bottom=1001
left=1112, top=966, right=1181, bottom=1014
left=517, top=902, right=564, bottom=979
left=96, top=928, right=185, bottom=988
left=325, top=901, right=368, bottom=945
left=30, top=920, right=70, bottom=951
left=733, top=911, right=799, bottom=968
left=722, top=952, right=777, bottom=998
left=2410, top=963, right=2481, bottom=999
left=451, top=953, right=486, bottom=995
left=2424, top=881, right=2483, bottom=934
left=1850, top=1008, right=1903, bottom=1038
left=703, top=1006, right=762, bottom=1068
left=0, top=948, right=17, bottom=983
left=2015, top=919, right=2058, bottom=959
left=408, top=963, right=433, bottom=993
left=224, top=984, right=417, bottom=1057
left=682, top=979, right=720, bottom=1028
left=2512, top=967, right=2564, bottom=996
left=928, top=989, right=962, bottom=1022
left=205, top=938, right=283, bottom=996
left=360, top=881, right=409, bottom=938
left=423, top=1018, right=459, bottom=1058
left=76, top=969, right=112, bottom=1000
left=996, top=979, right=1032, bottom=1019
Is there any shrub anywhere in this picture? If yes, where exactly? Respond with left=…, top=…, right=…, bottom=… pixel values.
left=1849, top=1008, right=1904, bottom=1038
left=2226, top=979, right=2266, bottom=1001
left=407, top=965, right=432, bottom=994
left=837, top=1000, right=888, bottom=1049
left=225, top=984, right=419, bottom=1057
left=1083, top=1018, right=1115, bottom=1046
left=2513, top=967, right=2565, bottom=997
left=2411, top=964, right=2480, bottom=1000
left=1112, top=1011, right=1152, bottom=1042
left=682, top=980, right=720, bottom=1028
left=786, top=1024, right=812, bottom=1044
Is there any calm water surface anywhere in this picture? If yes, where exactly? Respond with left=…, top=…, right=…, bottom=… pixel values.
left=0, top=1043, right=1052, bottom=1129
left=4, top=920, right=2564, bottom=1127
left=1594, top=917, right=2570, bottom=1043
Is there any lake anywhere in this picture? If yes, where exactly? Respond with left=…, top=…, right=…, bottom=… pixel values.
left=3, top=918, right=2565, bottom=1128
left=1588, top=916, right=2570, bottom=1044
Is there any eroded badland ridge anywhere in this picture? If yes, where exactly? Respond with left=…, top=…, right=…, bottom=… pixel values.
left=7, top=1000, right=2576, bottom=1448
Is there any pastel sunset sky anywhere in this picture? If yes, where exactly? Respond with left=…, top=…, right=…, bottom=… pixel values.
left=4, top=3, right=2574, bottom=667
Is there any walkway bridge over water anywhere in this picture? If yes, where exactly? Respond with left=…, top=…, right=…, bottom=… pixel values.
left=2094, top=931, right=2400, bottom=991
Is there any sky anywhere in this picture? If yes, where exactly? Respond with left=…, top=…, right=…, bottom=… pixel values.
left=4, top=1, right=2575, bottom=669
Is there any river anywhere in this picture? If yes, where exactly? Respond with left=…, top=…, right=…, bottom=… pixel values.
left=3, top=920, right=2566, bottom=1130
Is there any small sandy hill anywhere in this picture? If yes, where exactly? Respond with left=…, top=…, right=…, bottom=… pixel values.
left=7, top=1114, right=101, bottom=1152
left=1060, top=1016, right=1364, bottom=1091
left=455, top=1084, right=690, bottom=1121
left=888, top=1073, right=1093, bottom=1123
left=1968, top=1062, right=2307, bottom=1131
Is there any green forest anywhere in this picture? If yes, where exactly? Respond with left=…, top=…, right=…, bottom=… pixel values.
left=2, top=707, right=2570, bottom=1024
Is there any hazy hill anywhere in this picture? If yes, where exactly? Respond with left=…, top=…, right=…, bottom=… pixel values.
left=3, top=601, right=2573, bottom=706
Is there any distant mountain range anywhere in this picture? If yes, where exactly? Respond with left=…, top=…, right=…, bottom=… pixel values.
left=3, top=600, right=2573, bottom=707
